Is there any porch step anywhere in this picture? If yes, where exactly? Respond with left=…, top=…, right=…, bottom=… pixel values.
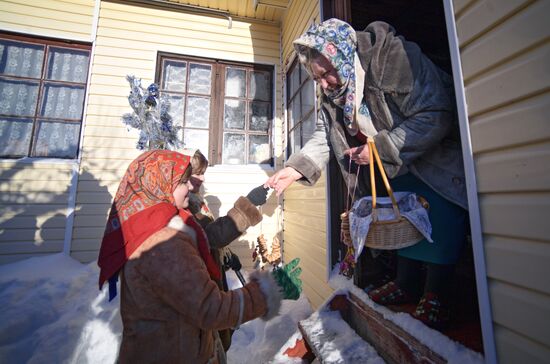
left=299, top=292, right=446, bottom=364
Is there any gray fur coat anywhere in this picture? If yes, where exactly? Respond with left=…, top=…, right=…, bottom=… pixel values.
left=286, top=21, right=467, bottom=209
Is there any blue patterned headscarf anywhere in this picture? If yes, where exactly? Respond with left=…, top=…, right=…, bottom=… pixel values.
left=293, top=19, right=358, bottom=133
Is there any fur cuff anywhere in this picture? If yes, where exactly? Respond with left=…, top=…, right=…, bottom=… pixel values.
left=285, top=153, right=321, bottom=186
left=228, top=196, right=262, bottom=232
left=249, top=269, right=282, bottom=321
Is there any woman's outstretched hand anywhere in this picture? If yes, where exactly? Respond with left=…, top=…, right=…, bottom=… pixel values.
left=344, top=144, right=370, bottom=165
left=264, top=167, right=302, bottom=196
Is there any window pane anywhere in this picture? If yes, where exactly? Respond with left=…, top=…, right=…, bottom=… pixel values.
left=302, top=112, right=316, bottom=145
left=299, top=63, right=309, bottom=83
left=225, top=68, right=246, bottom=98
left=222, top=133, right=245, bottom=164
left=250, top=71, right=271, bottom=101
left=249, top=135, right=270, bottom=164
left=291, top=95, right=301, bottom=123
left=293, top=125, right=301, bottom=153
left=302, top=78, right=315, bottom=114
left=183, top=128, right=209, bottom=155
left=0, top=79, right=39, bottom=116
left=250, top=101, right=270, bottom=132
left=288, top=128, right=295, bottom=155
left=0, top=118, right=32, bottom=157
left=34, top=120, right=80, bottom=158
left=0, top=39, right=44, bottom=78
left=40, top=83, right=85, bottom=119
left=224, top=99, right=245, bottom=130
left=167, top=94, right=184, bottom=126
left=188, top=63, right=211, bottom=94
left=289, top=65, right=300, bottom=98
left=185, top=96, right=210, bottom=128
left=162, top=60, right=187, bottom=92
left=288, top=99, right=296, bottom=130
left=47, top=47, right=89, bottom=83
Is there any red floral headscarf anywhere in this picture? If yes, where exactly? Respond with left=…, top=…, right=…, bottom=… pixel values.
left=98, top=150, right=220, bottom=293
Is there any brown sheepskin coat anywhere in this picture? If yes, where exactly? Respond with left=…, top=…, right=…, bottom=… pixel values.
left=117, top=215, right=278, bottom=363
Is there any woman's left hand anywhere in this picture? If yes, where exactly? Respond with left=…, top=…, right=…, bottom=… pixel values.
left=344, top=144, right=370, bottom=165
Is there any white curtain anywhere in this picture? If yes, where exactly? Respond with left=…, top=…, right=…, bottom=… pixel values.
left=0, top=40, right=89, bottom=158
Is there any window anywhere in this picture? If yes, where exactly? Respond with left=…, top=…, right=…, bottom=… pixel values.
left=286, top=59, right=316, bottom=157
left=0, top=33, right=91, bottom=159
left=157, top=54, right=273, bottom=165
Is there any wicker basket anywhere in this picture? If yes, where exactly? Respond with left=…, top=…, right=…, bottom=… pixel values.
left=363, top=138, right=424, bottom=250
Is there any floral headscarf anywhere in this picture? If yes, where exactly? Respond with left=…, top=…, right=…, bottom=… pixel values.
left=293, top=18, right=359, bottom=134
left=98, top=150, right=220, bottom=299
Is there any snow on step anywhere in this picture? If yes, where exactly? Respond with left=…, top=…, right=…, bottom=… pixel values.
left=299, top=310, right=385, bottom=364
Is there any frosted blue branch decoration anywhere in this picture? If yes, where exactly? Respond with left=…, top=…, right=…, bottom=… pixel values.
left=122, top=75, right=182, bottom=150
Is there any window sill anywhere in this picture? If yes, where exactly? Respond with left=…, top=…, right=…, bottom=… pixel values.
left=0, top=157, right=79, bottom=166
left=208, top=163, right=274, bottom=172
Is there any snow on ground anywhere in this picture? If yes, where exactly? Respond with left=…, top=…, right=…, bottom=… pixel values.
left=224, top=270, right=313, bottom=364
left=0, top=253, right=312, bottom=364
left=0, top=253, right=485, bottom=364
left=0, top=253, right=121, bottom=363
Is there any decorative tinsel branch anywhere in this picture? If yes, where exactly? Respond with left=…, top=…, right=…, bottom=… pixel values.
left=122, top=75, right=182, bottom=150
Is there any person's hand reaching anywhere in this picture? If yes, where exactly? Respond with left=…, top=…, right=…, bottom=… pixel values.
left=264, top=167, right=302, bottom=196
left=246, top=185, right=270, bottom=206
left=344, top=144, right=370, bottom=165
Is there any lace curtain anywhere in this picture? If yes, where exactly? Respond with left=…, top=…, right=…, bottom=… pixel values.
left=0, top=40, right=89, bottom=158
left=162, top=62, right=211, bottom=153
left=159, top=58, right=273, bottom=164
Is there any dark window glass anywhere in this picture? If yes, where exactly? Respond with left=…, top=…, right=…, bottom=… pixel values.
left=287, top=61, right=315, bottom=157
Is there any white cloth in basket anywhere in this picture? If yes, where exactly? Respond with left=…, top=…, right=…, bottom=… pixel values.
left=349, top=192, right=433, bottom=261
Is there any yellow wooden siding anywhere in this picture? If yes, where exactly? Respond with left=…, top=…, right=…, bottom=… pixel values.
left=283, top=172, right=333, bottom=310
left=281, top=0, right=319, bottom=64
left=279, top=0, right=329, bottom=310
left=72, top=0, right=282, bottom=262
left=0, top=0, right=95, bottom=41
left=168, top=0, right=287, bottom=23
left=454, top=0, right=550, bottom=361
left=0, top=162, right=73, bottom=264
left=0, top=0, right=94, bottom=264
left=494, top=323, right=550, bottom=364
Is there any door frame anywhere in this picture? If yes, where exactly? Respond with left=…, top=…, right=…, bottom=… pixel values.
left=443, top=1, right=496, bottom=361
left=321, top=0, right=497, bottom=361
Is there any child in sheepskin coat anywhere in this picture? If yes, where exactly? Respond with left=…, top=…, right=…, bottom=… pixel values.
left=183, top=148, right=269, bottom=352
left=97, top=150, right=281, bottom=364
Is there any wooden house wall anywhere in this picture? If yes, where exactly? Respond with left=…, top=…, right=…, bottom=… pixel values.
left=453, top=0, right=550, bottom=362
left=280, top=0, right=333, bottom=310
left=0, top=0, right=96, bottom=264
left=72, top=0, right=282, bottom=266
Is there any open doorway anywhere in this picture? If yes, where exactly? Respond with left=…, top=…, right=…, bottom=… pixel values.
left=324, top=0, right=483, bottom=354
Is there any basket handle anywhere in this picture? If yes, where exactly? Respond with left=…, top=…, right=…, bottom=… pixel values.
left=367, top=137, right=401, bottom=223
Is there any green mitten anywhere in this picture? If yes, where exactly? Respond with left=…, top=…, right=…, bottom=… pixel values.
left=272, top=258, right=302, bottom=300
